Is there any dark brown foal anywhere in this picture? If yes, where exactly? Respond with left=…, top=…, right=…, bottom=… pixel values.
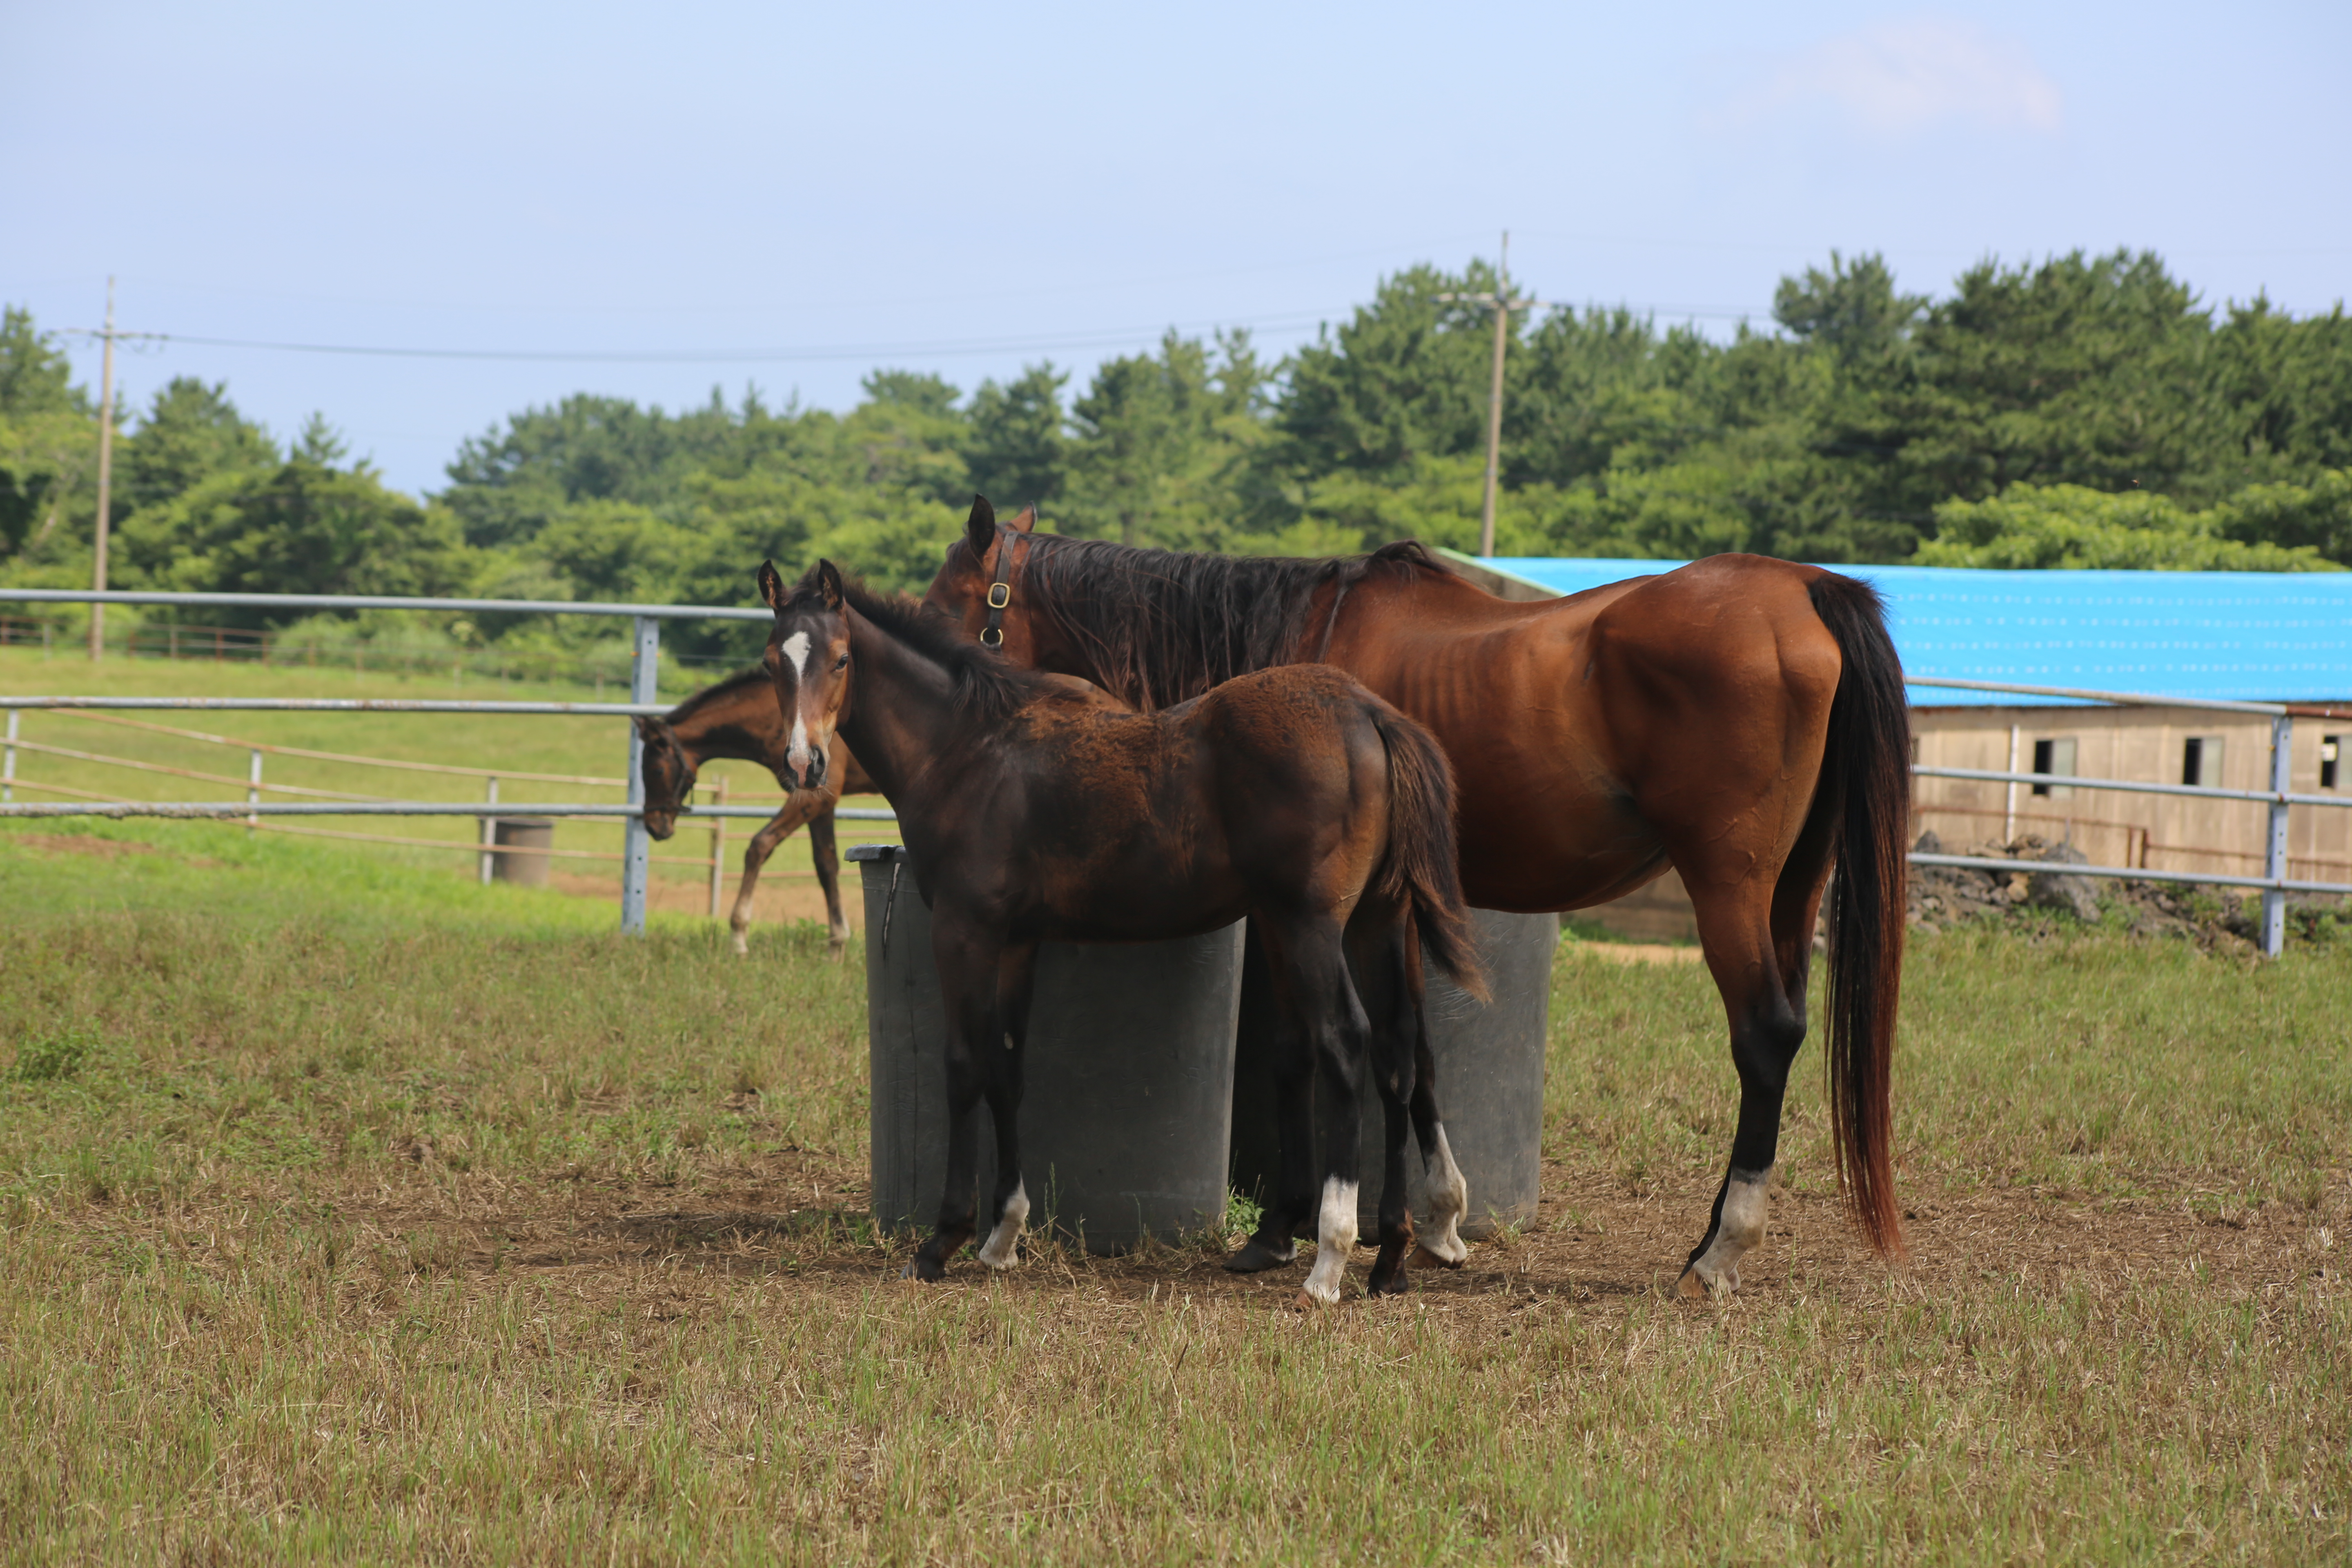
left=758, top=558, right=1486, bottom=1304
left=633, top=669, right=879, bottom=954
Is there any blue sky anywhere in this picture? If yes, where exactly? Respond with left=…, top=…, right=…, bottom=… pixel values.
left=6, top=0, right=2347, bottom=497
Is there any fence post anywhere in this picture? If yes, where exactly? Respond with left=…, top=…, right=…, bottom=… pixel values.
left=479, top=775, right=499, bottom=885
left=2, top=710, right=16, bottom=803
left=621, top=615, right=659, bottom=934
left=708, top=775, right=728, bottom=919
left=2002, top=723, right=2020, bottom=842
left=2262, top=714, right=2292, bottom=957
left=247, top=748, right=263, bottom=834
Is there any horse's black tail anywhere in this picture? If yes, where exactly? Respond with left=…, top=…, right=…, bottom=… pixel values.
left=1806, top=571, right=1910, bottom=1259
left=1368, top=704, right=1488, bottom=1001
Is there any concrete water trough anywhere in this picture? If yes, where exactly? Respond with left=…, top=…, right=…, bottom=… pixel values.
left=851, top=845, right=1245, bottom=1254
left=1227, top=908, right=1555, bottom=1240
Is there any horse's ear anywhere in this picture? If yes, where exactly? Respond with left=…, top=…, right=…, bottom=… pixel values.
left=757, top=559, right=786, bottom=610
left=815, top=559, right=845, bottom=610
left=1006, top=505, right=1036, bottom=534
left=965, top=494, right=997, bottom=553
left=633, top=715, right=657, bottom=741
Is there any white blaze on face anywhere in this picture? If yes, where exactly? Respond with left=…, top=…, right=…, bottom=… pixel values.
left=1686, top=1164, right=1772, bottom=1295
left=977, top=1179, right=1029, bottom=1269
left=780, top=631, right=814, bottom=775
left=1300, top=1175, right=1360, bottom=1305
left=1419, top=1125, right=1471, bottom=1265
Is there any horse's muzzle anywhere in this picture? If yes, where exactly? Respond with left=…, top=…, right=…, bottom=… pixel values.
left=641, top=811, right=677, bottom=842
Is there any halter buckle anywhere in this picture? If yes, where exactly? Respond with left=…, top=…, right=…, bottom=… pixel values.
left=986, top=583, right=1011, bottom=610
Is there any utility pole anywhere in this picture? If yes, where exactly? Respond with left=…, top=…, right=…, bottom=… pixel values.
left=89, top=277, right=117, bottom=661
left=1438, top=232, right=1535, bottom=557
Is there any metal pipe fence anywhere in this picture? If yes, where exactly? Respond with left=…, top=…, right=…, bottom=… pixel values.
left=4, top=586, right=2346, bottom=953
left=1905, top=679, right=2350, bottom=954
left=0, top=800, right=895, bottom=820
left=1, top=586, right=808, bottom=933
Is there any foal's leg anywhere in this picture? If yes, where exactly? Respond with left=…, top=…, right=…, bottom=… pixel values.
left=1394, top=931, right=1472, bottom=1272
left=906, top=915, right=1005, bottom=1282
left=974, top=942, right=1037, bottom=1269
left=1405, top=1027, right=1470, bottom=1270
left=1223, top=975, right=1309, bottom=1274
left=729, top=798, right=820, bottom=957
left=806, top=808, right=851, bottom=956
left=1258, top=915, right=1369, bottom=1307
left=1347, top=910, right=1423, bottom=1297
left=1675, top=825, right=1834, bottom=1300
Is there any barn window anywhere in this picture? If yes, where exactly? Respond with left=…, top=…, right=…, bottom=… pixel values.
left=2030, top=737, right=2077, bottom=798
left=2324, top=735, right=2341, bottom=791
left=2182, top=736, right=2225, bottom=789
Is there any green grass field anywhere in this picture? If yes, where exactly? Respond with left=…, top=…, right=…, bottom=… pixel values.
left=3, top=816, right=2346, bottom=1564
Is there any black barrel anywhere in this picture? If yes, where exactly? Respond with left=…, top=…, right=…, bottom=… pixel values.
left=1227, top=908, right=1556, bottom=1238
left=851, top=845, right=1245, bottom=1254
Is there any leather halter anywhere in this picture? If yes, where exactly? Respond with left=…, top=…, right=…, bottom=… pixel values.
left=978, top=527, right=1019, bottom=648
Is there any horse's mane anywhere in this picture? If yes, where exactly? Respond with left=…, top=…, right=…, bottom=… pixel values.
left=795, top=575, right=1042, bottom=725
left=662, top=664, right=771, bottom=725
left=1013, top=536, right=1452, bottom=710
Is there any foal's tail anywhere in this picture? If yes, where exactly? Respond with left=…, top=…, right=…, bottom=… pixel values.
left=1806, top=572, right=1911, bottom=1259
left=1367, top=705, right=1488, bottom=1000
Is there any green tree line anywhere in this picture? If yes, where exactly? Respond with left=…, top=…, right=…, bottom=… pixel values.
left=4, top=247, right=2349, bottom=660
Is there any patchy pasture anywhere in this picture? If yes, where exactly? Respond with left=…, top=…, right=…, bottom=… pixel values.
left=2, top=822, right=2347, bottom=1564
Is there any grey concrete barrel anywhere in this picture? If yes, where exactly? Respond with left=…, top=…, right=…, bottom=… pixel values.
left=491, top=817, right=554, bottom=887
left=851, top=845, right=1245, bottom=1254
left=1227, top=908, right=1556, bottom=1238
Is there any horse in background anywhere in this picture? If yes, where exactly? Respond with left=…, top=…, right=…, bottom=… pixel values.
left=758, top=558, right=1487, bottom=1305
left=634, top=667, right=880, bottom=954
left=922, top=497, right=1912, bottom=1298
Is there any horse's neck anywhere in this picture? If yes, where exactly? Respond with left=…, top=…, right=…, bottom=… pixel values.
left=669, top=686, right=782, bottom=769
left=834, top=612, right=971, bottom=810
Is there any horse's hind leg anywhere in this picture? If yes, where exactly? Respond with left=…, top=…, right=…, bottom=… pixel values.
left=1405, top=1025, right=1471, bottom=1271
left=1224, top=984, right=1309, bottom=1275
left=1348, top=909, right=1423, bottom=1297
left=1386, top=929, right=1472, bottom=1271
left=1255, top=915, right=1369, bottom=1307
left=806, top=808, right=851, bottom=957
left=1675, top=815, right=1834, bottom=1300
left=975, top=943, right=1037, bottom=1269
left=906, top=915, right=1005, bottom=1282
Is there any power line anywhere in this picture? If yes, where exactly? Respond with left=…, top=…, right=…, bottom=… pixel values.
left=54, top=313, right=1343, bottom=365
left=50, top=299, right=1776, bottom=368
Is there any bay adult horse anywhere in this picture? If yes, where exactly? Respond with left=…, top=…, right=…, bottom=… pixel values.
left=634, top=669, right=880, bottom=954
left=757, top=558, right=1486, bottom=1303
left=921, top=499, right=1912, bottom=1297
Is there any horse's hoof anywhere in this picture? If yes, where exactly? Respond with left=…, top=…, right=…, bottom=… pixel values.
left=1673, top=1265, right=1726, bottom=1301
left=1223, top=1238, right=1296, bottom=1274
left=1410, top=1243, right=1466, bottom=1272
left=1295, top=1285, right=1340, bottom=1310
left=900, top=1256, right=948, bottom=1283
left=1366, top=1268, right=1411, bottom=1298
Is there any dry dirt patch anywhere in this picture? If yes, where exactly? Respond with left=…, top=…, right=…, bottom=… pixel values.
left=256, top=1143, right=2337, bottom=1323
left=16, top=832, right=162, bottom=860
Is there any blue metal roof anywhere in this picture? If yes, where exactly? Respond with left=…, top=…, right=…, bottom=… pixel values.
left=1481, top=557, right=2352, bottom=706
